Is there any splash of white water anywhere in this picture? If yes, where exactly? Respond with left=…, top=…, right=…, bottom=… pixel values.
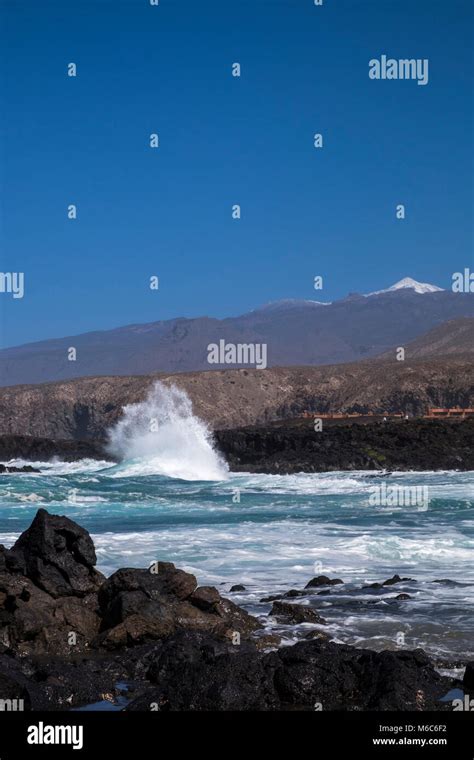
left=106, top=382, right=229, bottom=481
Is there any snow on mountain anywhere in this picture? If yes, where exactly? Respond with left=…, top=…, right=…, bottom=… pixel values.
left=367, top=277, right=444, bottom=296
left=254, top=298, right=331, bottom=312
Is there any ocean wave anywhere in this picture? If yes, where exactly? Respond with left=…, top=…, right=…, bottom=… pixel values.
left=2, top=458, right=113, bottom=475
left=105, top=382, right=229, bottom=481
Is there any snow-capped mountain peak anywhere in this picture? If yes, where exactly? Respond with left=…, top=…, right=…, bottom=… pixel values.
left=367, top=277, right=444, bottom=296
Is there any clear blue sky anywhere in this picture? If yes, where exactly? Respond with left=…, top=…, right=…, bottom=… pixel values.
left=0, top=0, right=472, bottom=347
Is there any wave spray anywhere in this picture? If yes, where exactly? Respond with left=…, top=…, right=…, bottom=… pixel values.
left=107, top=382, right=229, bottom=481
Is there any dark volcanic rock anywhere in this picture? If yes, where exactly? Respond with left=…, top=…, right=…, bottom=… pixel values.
left=229, top=584, right=246, bottom=592
left=269, top=601, right=326, bottom=625
left=126, top=633, right=451, bottom=712
left=273, top=640, right=450, bottom=711
left=302, top=629, right=330, bottom=641
left=139, top=631, right=279, bottom=711
left=98, top=566, right=197, bottom=622
left=215, top=418, right=474, bottom=474
left=0, top=575, right=101, bottom=655
left=11, top=508, right=104, bottom=598
left=151, top=562, right=198, bottom=600
left=463, top=662, right=474, bottom=690
left=96, top=566, right=261, bottom=649
left=0, top=510, right=104, bottom=654
left=0, top=464, right=40, bottom=473
left=189, top=586, right=221, bottom=611
left=383, top=575, right=412, bottom=586
left=365, top=575, right=413, bottom=590
left=0, top=435, right=111, bottom=463
left=260, top=593, right=283, bottom=603
left=261, top=584, right=338, bottom=602
left=253, top=633, right=282, bottom=650
left=0, top=511, right=263, bottom=656
left=1, top=418, right=473, bottom=475
left=0, top=648, right=139, bottom=711
left=0, top=665, right=32, bottom=711
left=305, top=575, right=343, bottom=588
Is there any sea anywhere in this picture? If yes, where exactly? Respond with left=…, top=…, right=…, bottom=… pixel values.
left=0, top=383, right=473, bottom=665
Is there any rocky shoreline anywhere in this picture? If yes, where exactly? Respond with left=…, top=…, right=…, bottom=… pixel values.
left=0, top=509, right=471, bottom=711
left=215, top=418, right=474, bottom=473
left=0, top=435, right=112, bottom=464
left=1, top=418, right=473, bottom=475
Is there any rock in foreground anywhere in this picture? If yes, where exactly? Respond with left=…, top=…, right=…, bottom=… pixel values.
left=0, top=510, right=459, bottom=711
left=126, top=631, right=452, bottom=712
left=0, top=509, right=260, bottom=656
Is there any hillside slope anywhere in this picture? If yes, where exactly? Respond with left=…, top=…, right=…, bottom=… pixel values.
left=0, top=359, right=472, bottom=440
left=377, top=317, right=474, bottom=360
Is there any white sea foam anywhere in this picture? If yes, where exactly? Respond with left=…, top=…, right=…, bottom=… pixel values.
left=228, top=472, right=368, bottom=494
left=88, top=519, right=474, bottom=584
left=1, top=466, right=473, bottom=659
left=106, top=382, right=229, bottom=481
left=1, top=458, right=112, bottom=475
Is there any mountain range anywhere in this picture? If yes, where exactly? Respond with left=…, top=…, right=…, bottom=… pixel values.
left=0, top=278, right=473, bottom=387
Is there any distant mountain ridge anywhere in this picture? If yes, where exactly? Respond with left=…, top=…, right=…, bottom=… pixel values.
left=377, top=317, right=474, bottom=360
left=1, top=278, right=472, bottom=387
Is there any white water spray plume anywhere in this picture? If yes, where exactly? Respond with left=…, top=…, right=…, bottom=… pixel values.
left=106, top=382, right=229, bottom=481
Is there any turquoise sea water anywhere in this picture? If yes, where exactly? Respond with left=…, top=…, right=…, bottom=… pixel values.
left=0, top=458, right=473, bottom=662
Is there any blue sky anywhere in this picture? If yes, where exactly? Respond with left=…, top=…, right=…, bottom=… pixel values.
left=0, top=0, right=472, bottom=347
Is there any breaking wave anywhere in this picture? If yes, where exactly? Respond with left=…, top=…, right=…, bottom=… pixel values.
left=106, top=382, right=229, bottom=481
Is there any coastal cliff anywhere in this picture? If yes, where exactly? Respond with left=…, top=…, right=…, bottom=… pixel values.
left=0, top=360, right=473, bottom=441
